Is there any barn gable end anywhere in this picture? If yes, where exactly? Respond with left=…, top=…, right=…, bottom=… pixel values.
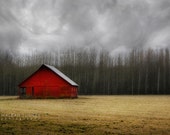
left=18, top=64, right=78, bottom=98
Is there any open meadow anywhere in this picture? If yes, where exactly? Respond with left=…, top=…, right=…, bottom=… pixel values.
left=0, top=96, right=170, bottom=135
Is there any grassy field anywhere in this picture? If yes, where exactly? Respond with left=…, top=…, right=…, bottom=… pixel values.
left=0, top=96, right=170, bottom=135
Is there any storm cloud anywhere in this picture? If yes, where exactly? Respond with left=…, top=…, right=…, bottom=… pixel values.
left=0, top=0, right=170, bottom=55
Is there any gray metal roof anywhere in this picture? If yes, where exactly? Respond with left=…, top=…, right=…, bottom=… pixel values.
left=43, top=64, right=78, bottom=86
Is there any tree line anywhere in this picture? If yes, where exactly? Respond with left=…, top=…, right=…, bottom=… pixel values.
left=0, top=48, right=170, bottom=95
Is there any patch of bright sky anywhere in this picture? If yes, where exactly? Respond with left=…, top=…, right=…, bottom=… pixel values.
left=146, top=27, right=170, bottom=49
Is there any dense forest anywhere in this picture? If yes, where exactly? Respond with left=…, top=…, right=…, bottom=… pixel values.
left=0, top=48, right=170, bottom=95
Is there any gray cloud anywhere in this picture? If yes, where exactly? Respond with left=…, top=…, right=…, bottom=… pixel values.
left=0, top=0, right=25, bottom=52
left=0, top=0, right=170, bottom=55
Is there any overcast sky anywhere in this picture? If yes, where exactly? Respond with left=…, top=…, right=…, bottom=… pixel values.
left=0, top=0, right=170, bottom=55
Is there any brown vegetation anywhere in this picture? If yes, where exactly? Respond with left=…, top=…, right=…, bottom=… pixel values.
left=0, top=96, right=170, bottom=134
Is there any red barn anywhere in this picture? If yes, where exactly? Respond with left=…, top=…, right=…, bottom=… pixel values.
left=18, top=64, right=78, bottom=98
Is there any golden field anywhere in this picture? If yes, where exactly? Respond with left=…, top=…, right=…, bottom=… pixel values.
left=0, top=96, right=170, bottom=135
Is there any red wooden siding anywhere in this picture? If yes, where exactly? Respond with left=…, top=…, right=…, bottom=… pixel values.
left=18, top=65, right=78, bottom=98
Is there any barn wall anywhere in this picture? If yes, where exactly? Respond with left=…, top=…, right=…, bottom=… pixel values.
left=25, top=86, right=77, bottom=98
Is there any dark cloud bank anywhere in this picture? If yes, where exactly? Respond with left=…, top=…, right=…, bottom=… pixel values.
left=0, top=0, right=170, bottom=55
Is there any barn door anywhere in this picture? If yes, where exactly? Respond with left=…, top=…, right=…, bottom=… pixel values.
left=32, top=87, right=34, bottom=96
left=20, top=87, right=26, bottom=98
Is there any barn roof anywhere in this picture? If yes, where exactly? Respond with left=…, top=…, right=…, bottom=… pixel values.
left=43, top=64, right=78, bottom=86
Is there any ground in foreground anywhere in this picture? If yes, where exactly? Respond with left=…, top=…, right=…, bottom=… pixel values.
left=0, top=96, right=170, bottom=135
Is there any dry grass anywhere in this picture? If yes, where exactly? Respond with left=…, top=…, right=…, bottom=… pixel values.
left=0, top=96, right=170, bottom=135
